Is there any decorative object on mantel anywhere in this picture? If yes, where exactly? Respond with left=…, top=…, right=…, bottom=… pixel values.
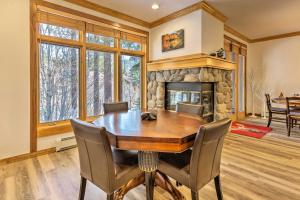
left=162, top=29, right=184, bottom=52
left=209, top=48, right=226, bottom=59
left=141, top=111, right=157, bottom=121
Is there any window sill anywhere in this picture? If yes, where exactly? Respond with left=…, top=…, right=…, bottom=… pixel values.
left=37, top=121, right=72, bottom=137
left=37, top=116, right=102, bottom=137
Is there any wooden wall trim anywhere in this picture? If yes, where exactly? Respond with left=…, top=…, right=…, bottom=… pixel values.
left=150, top=1, right=227, bottom=28
left=251, top=31, right=300, bottom=43
left=35, top=0, right=149, bottom=36
left=224, top=25, right=251, bottom=43
left=63, top=0, right=151, bottom=28
left=0, top=148, right=56, bottom=166
left=147, top=54, right=235, bottom=71
left=30, top=0, right=38, bottom=152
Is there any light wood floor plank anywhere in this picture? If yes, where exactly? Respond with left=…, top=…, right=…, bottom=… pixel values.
left=0, top=120, right=299, bottom=200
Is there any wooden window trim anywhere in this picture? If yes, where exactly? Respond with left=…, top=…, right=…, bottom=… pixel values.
left=31, top=2, right=148, bottom=142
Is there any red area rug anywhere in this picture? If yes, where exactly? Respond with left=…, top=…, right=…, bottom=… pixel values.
left=231, top=121, right=272, bottom=139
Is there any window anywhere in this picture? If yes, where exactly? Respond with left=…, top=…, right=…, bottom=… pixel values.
left=86, top=50, right=114, bottom=116
left=33, top=12, right=147, bottom=137
left=39, top=23, right=79, bottom=40
left=86, top=33, right=114, bottom=47
left=120, top=55, right=141, bottom=109
left=120, top=40, right=141, bottom=51
left=39, top=43, right=79, bottom=123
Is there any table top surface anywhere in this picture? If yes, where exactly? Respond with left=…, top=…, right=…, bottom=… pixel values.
left=93, top=110, right=206, bottom=152
left=272, top=97, right=300, bottom=105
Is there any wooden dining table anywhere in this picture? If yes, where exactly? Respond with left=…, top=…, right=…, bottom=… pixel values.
left=93, top=109, right=206, bottom=200
left=272, top=97, right=300, bottom=106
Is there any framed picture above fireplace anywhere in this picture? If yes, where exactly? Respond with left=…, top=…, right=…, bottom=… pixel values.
left=162, top=29, right=184, bottom=52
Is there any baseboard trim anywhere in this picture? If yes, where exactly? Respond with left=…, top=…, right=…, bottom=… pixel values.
left=0, top=147, right=56, bottom=166
left=246, top=113, right=262, bottom=117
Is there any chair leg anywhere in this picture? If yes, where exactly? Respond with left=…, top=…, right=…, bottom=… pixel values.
left=267, top=113, right=272, bottom=127
left=191, top=190, right=199, bottom=200
left=288, top=117, right=291, bottom=137
left=107, top=194, right=114, bottom=200
left=78, top=177, right=87, bottom=200
left=214, top=175, right=223, bottom=200
left=145, top=172, right=154, bottom=200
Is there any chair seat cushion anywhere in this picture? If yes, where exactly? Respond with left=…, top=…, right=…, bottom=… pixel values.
left=158, top=150, right=191, bottom=187
left=271, top=107, right=286, bottom=113
left=113, top=149, right=143, bottom=189
left=288, top=112, right=300, bottom=120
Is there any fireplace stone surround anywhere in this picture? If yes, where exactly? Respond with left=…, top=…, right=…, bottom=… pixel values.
left=147, top=67, right=233, bottom=120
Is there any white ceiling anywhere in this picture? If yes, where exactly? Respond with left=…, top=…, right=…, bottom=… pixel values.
left=88, top=0, right=300, bottom=39
left=88, top=0, right=200, bottom=22
left=206, top=0, right=300, bottom=39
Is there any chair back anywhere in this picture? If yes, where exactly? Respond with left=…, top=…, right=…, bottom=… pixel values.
left=71, top=119, right=115, bottom=193
left=189, top=118, right=231, bottom=191
left=176, top=103, right=204, bottom=118
left=286, top=97, right=300, bottom=114
left=265, top=93, right=272, bottom=112
left=103, top=102, right=128, bottom=114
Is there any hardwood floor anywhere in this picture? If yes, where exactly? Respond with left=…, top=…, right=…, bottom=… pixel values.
left=1, top=122, right=300, bottom=200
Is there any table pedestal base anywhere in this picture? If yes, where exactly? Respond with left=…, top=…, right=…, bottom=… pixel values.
left=113, top=171, right=185, bottom=200
left=155, top=171, right=186, bottom=200
left=114, top=174, right=145, bottom=200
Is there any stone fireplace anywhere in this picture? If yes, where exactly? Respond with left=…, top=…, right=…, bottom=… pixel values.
left=146, top=55, right=235, bottom=121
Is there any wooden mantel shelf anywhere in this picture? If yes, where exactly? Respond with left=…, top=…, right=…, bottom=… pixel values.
left=147, top=53, right=235, bottom=71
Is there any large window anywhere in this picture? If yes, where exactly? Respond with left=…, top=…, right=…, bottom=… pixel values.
left=86, top=50, right=114, bottom=116
left=34, top=11, right=147, bottom=137
left=121, top=55, right=141, bottom=109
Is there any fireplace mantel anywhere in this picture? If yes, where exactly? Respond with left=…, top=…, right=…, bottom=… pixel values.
left=147, top=53, right=235, bottom=71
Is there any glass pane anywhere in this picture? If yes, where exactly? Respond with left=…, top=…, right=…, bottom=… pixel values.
left=39, top=23, right=79, bottom=40
left=120, top=40, right=141, bottom=51
left=238, top=55, right=246, bottom=112
left=121, top=55, right=141, bottom=109
left=86, top=33, right=114, bottom=47
left=86, top=50, right=114, bottom=116
left=39, top=43, right=79, bottom=123
left=230, top=52, right=236, bottom=113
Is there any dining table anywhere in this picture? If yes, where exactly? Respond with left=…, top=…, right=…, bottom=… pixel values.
left=272, top=97, right=300, bottom=106
left=93, top=109, right=206, bottom=200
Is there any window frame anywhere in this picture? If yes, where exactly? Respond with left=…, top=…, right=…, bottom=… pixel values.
left=32, top=9, right=148, bottom=138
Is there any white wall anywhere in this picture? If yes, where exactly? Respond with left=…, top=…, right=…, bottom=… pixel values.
left=247, top=36, right=300, bottom=114
left=150, top=10, right=203, bottom=60
left=201, top=11, right=224, bottom=54
left=0, top=0, right=30, bottom=159
left=150, top=10, right=224, bottom=60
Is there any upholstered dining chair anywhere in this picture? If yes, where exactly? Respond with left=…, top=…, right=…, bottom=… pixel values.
left=71, top=119, right=143, bottom=200
left=157, top=118, right=232, bottom=200
left=286, top=97, right=300, bottom=136
left=103, top=102, right=128, bottom=114
left=265, top=94, right=287, bottom=127
left=176, top=102, right=204, bottom=118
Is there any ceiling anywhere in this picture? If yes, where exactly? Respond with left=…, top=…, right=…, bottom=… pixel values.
left=88, top=0, right=200, bottom=22
left=88, top=0, right=300, bottom=39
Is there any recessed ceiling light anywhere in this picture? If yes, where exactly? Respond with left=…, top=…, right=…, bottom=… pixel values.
left=152, top=3, right=159, bottom=10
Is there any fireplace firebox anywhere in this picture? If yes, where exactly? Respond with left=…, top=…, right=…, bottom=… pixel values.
left=165, top=82, right=214, bottom=122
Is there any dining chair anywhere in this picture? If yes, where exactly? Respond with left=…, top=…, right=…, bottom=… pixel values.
left=265, top=94, right=287, bottom=127
left=103, top=102, right=128, bottom=114
left=286, top=97, right=300, bottom=136
left=157, top=118, right=232, bottom=200
left=176, top=102, right=204, bottom=118
left=71, top=119, right=143, bottom=200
